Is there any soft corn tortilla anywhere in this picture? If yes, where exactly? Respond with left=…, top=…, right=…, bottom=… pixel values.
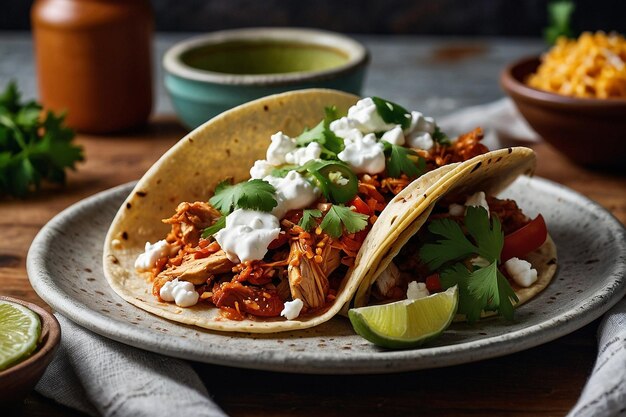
left=103, top=89, right=553, bottom=333
left=352, top=148, right=558, bottom=319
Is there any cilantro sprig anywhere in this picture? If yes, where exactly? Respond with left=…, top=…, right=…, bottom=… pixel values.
left=298, top=208, right=322, bottom=231
left=209, top=179, right=277, bottom=214
left=0, top=82, right=83, bottom=197
left=295, top=106, right=345, bottom=158
left=382, top=141, right=426, bottom=179
left=432, top=126, right=451, bottom=146
left=419, top=206, right=518, bottom=322
left=371, top=97, right=411, bottom=130
left=319, top=205, right=369, bottom=238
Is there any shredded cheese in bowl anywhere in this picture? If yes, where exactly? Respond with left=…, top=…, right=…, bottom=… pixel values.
left=527, top=31, right=626, bottom=98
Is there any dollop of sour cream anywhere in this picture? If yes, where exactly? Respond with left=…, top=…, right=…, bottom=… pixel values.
left=285, top=142, right=322, bottom=166
left=159, top=279, right=199, bottom=307
left=134, top=240, right=171, bottom=271
left=405, top=111, right=436, bottom=150
left=380, top=125, right=405, bottom=146
left=280, top=298, right=304, bottom=320
left=249, top=159, right=274, bottom=179
left=338, top=133, right=386, bottom=174
left=214, top=209, right=281, bottom=263
left=264, top=171, right=321, bottom=219
left=266, top=132, right=296, bottom=165
left=347, top=97, right=397, bottom=133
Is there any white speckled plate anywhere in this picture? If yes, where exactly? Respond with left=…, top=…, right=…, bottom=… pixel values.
left=27, top=177, right=626, bottom=374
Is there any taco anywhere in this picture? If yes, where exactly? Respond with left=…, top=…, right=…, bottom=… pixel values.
left=352, top=149, right=557, bottom=322
left=103, top=89, right=544, bottom=333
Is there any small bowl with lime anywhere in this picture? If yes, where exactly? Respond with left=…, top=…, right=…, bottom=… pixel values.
left=0, top=296, right=60, bottom=405
left=163, top=27, right=369, bottom=129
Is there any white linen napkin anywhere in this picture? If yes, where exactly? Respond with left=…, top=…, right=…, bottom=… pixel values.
left=567, top=298, right=626, bottom=417
left=36, top=314, right=228, bottom=417
left=437, top=97, right=540, bottom=149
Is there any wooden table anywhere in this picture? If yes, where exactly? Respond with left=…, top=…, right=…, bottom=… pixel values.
left=2, top=115, right=625, bottom=417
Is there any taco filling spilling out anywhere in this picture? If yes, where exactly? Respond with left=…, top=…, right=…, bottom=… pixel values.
left=365, top=191, right=551, bottom=323
left=133, top=97, right=491, bottom=321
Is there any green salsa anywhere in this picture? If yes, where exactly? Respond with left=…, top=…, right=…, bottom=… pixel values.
left=180, top=40, right=349, bottom=75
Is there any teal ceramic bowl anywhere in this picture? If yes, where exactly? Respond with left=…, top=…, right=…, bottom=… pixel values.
left=163, top=28, right=369, bottom=129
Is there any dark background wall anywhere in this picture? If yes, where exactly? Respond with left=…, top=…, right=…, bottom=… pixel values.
left=2, top=0, right=624, bottom=36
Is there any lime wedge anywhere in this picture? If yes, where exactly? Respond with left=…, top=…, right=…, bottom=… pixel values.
left=349, top=285, right=458, bottom=349
left=0, top=300, right=41, bottom=371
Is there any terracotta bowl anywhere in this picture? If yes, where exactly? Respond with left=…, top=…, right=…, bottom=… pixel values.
left=501, top=56, right=626, bottom=167
left=0, top=296, right=60, bottom=406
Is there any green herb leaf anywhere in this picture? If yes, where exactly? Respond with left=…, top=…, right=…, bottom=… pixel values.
left=432, top=126, right=451, bottom=146
left=382, top=141, right=426, bottom=179
left=544, top=0, right=575, bottom=45
left=371, top=97, right=411, bottom=129
left=419, top=218, right=479, bottom=271
left=298, top=209, right=322, bottom=231
left=422, top=206, right=516, bottom=322
left=319, top=205, right=369, bottom=238
left=201, top=216, right=226, bottom=238
left=294, top=106, right=344, bottom=159
left=209, top=179, right=277, bottom=214
left=0, top=81, right=83, bottom=198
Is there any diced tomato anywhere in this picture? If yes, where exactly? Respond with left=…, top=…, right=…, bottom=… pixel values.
left=349, top=196, right=372, bottom=215
left=501, top=214, right=548, bottom=262
left=268, top=231, right=289, bottom=249
left=425, top=273, right=442, bottom=292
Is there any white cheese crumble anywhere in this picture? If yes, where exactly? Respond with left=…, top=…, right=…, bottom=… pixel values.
left=285, top=142, right=322, bottom=166
left=504, top=257, right=538, bottom=287
left=406, top=132, right=434, bottom=150
left=338, top=133, right=386, bottom=174
left=280, top=298, right=304, bottom=320
left=159, top=279, right=199, bottom=307
left=264, top=171, right=321, bottom=219
left=134, top=240, right=172, bottom=271
left=214, top=209, right=281, bottom=263
left=405, top=111, right=436, bottom=150
left=448, top=203, right=465, bottom=217
left=249, top=159, right=274, bottom=179
left=329, top=117, right=363, bottom=142
left=406, top=281, right=430, bottom=300
left=266, top=132, right=296, bottom=165
left=347, top=97, right=397, bottom=133
left=380, top=125, right=405, bottom=145
left=465, top=191, right=490, bottom=215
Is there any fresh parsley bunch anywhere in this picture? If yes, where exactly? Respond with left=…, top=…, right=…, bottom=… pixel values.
left=0, top=82, right=83, bottom=197
left=419, top=206, right=519, bottom=323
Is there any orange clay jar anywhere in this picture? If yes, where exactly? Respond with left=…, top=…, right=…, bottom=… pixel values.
left=31, top=0, right=153, bottom=133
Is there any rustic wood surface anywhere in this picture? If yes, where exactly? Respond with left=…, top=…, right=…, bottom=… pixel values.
left=1, top=115, right=625, bottom=416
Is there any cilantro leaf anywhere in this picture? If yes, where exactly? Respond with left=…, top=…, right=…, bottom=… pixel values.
left=432, top=126, right=451, bottom=146
left=201, top=216, right=226, bottom=238
left=298, top=209, right=322, bottom=231
left=544, top=0, right=575, bottom=45
left=419, top=206, right=503, bottom=270
left=294, top=106, right=344, bottom=159
left=420, top=218, right=479, bottom=271
left=0, top=81, right=83, bottom=198
left=319, top=205, right=369, bottom=238
left=371, top=97, right=411, bottom=129
left=209, top=179, right=277, bottom=214
left=423, top=206, right=516, bottom=322
left=382, top=141, right=426, bottom=179
left=465, top=206, right=503, bottom=261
